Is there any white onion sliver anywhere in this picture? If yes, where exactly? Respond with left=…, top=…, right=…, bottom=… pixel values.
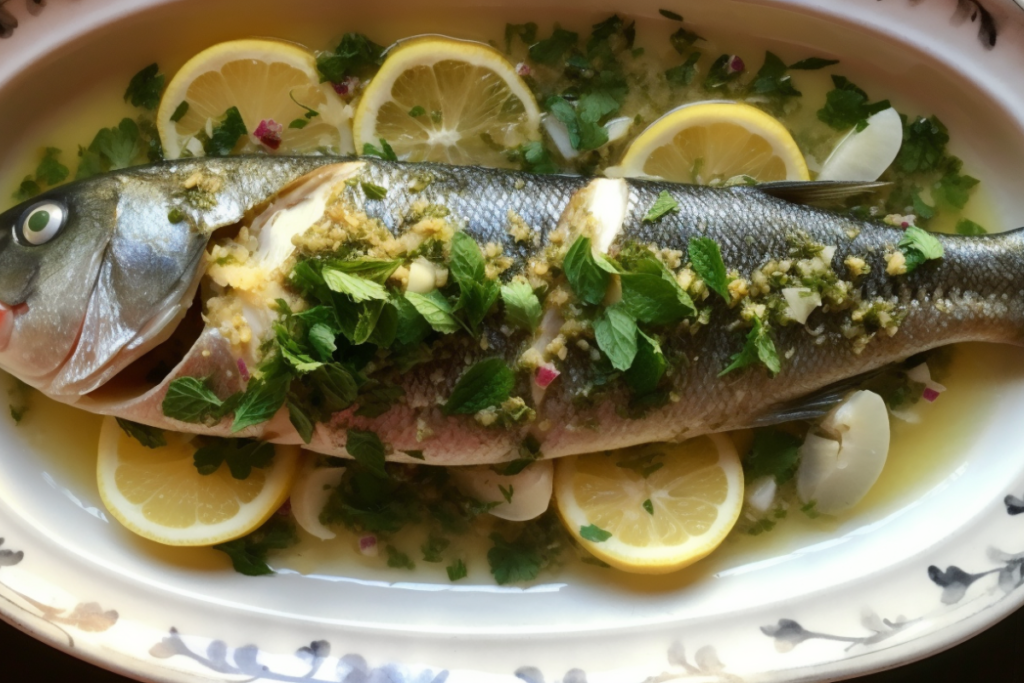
left=817, top=107, right=902, bottom=182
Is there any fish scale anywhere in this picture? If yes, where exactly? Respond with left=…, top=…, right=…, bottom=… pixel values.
left=0, top=157, right=1021, bottom=465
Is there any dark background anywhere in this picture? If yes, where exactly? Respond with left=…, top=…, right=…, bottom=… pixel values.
left=2, top=605, right=1022, bottom=681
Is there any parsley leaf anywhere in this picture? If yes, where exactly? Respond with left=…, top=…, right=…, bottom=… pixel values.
left=507, top=140, right=559, bottom=174
left=162, top=377, right=232, bottom=424
left=665, top=52, right=702, bottom=86
left=446, top=559, right=468, bottom=581
left=744, top=428, right=803, bottom=484
left=115, top=418, right=166, bottom=449
left=316, top=33, right=384, bottom=83
left=346, top=428, right=388, bottom=478
left=13, top=177, right=40, bottom=201
left=688, top=236, right=730, bottom=300
left=956, top=218, right=987, bottom=236
left=204, top=106, right=247, bottom=157
left=643, top=191, right=679, bottom=222
left=704, top=54, right=744, bottom=90
left=362, top=137, right=398, bottom=161
left=895, top=115, right=949, bottom=174
left=720, top=316, right=780, bottom=376
left=386, top=544, right=415, bottom=569
left=932, top=162, right=979, bottom=210
left=899, top=226, right=944, bottom=274
left=213, top=517, right=297, bottom=576
left=747, top=52, right=801, bottom=109
left=193, top=438, right=275, bottom=480
left=487, top=532, right=542, bottom=584
left=788, top=57, right=839, bottom=70
left=816, top=75, right=891, bottom=131
left=35, top=147, right=69, bottom=185
left=528, top=26, right=578, bottom=65
left=594, top=304, right=638, bottom=371
left=322, top=267, right=389, bottom=302
left=501, top=281, right=543, bottom=331
left=405, top=290, right=460, bottom=333
left=580, top=524, right=612, bottom=542
left=443, top=358, right=516, bottom=416
left=123, top=63, right=165, bottom=110
left=232, top=374, right=289, bottom=432
left=77, top=118, right=141, bottom=179
left=563, top=236, right=611, bottom=305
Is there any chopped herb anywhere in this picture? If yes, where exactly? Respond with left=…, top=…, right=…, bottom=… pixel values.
left=162, top=377, right=233, bottom=424
left=316, top=32, right=384, bottom=84
left=720, top=316, right=780, bottom=376
left=801, top=500, right=820, bottom=519
left=669, top=26, right=703, bottom=53
left=899, top=226, right=944, bottom=274
left=360, top=181, right=387, bottom=200
left=193, top=438, right=275, bottom=479
left=504, top=22, right=538, bottom=53
left=323, top=268, right=389, bottom=302
left=421, top=534, right=450, bottom=563
left=123, top=63, right=165, bottom=110
left=703, top=54, right=743, bottom=90
left=205, top=106, right=247, bottom=157
left=232, top=374, right=289, bottom=432
left=616, top=449, right=664, bottom=478
left=788, top=57, right=839, bottom=70
left=747, top=52, right=801, bottom=109
left=545, top=94, right=611, bottom=152
left=346, top=428, right=388, bottom=478
left=816, top=75, right=891, bottom=132
left=659, top=8, right=683, bottom=21
left=213, top=517, right=297, bottom=576
left=446, top=559, right=468, bottom=581
left=624, top=332, right=667, bottom=396
left=167, top=208, right=187, bottom=224
left=77, top=118, right=141, bottom=178
left=405, top=290, right=461, bottom=333
left=35, top=147, right=69, bottom=185
left=563, top=236, right=612, bottom=305
left=500, top=435, right=544, bottom=476
left=13, top=177, right=40, bottom=201
left=665, top=52, right=701, bottom=86
left=386, top=544, right=415, bottom=570
left=403, top=450, right=426, bottom=461
left=580, top=524, right=612, bottom=542
left=288, top=90, right=320, bottom=121
left=115, top=418, right=166, bottom=449
left=956, top=218, right=987, bottom=236
left=932, top=162, right=979, bottom=210
left=9, top=405, right=26, bottom=424
left=500, top=281, right=543, bottom=331
left=620, top=273, right=693, bottom=324
left=362, top=137, right=398, bottom=161
left=688, top=236, right=730, bottom=300
left=443, top=358, right=516, bottom=416
left=895, top=115, right=949, bottom=174
left=642, top=499, right=654, bottom=515
left=528, top=26, right=578, bottom=65
left=286, top=399, right=315, bottom=444
left=169, top=101, right=189, bottom=123
left=408, top=105, right=426, bottom=117
left=507, top=140, right=558, bottom=174
left=744, top=428, right=803, bottom=484
left=289, top=118, right=309, bottom=130
left=643, top=191, right=679, bottom=222
left=594, top=304, right=638, bottom=372
left=911, top=190, right=936, bottom=222
left=487, top=532, right=542, bottom=584
left=498, top=484, right=514, bottom=504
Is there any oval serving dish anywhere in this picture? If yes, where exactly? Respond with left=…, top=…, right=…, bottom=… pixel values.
left=2, top=0, right=1024, bottom=681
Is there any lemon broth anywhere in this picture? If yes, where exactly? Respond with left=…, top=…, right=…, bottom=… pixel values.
left=0, top=10, right=1018, bottom=585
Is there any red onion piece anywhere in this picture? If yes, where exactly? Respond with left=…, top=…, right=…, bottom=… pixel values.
left=276, top=499, right=292, bottom=516
left=253, top=119, right=283, bottom=150
left=333, top=76, right=360, bottom=96
left=728, top=55, right=745, bottom=73
left=535, top=364, right=560, bottom=388
left=237, top=358, right=250, bottom=382
left=358, top=534, right=378, bottom=556
left=516, top=62, right=531, bottom=77
left=922, top=387, right=941, bottom=402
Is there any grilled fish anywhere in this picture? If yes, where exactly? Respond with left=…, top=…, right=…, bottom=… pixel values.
left=0, top=156, right=1020, bottom=464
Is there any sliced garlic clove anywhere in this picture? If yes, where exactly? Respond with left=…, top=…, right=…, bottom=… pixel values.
left=782, top=287, right=822, bottom=325
left=290, top=456, right=345, bottom=540
left=745, top=475, right=778, bottom=513
left=817, top=107, right=902, bottom=182
left=450, top=460, right=553, bottom=521
left=406, top=257, right=437, bottom=293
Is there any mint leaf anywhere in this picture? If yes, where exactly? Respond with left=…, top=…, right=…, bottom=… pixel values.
left=322, top=267, right=389, bottom=302
left=405, top=290, right=460, bottom=333
left=162, top=377, right=228, bottom=424
left=287, top=398, right=315, bottom=444
left=354, top=379, right=403, bottom=418
left=501, top=281, right=543, bottom=331
left=624, top=332, right=666, bottom=396
left=326, top=258, right=402, bottom=284
left=115, top=418, right=166, bottom=449
left=546, top=95, right=582, bottom=150
left=213, top=517, right=297, bottom=576
left=747, top=51, right=801, bottom=106
left=446, top=558, right=468, bottom=581
left=307, top=323, right=337, bottom=362
left=394, top=295, right=432, bottom=345
left=124, top=63, right=165, bottom=110
left=620, top=273, right=692, bottom=324
left=346, top=428, right=387, bottom=478
left=643, top=191, right=679, bottom=222
left=816, top=75, right=890, bottom=131
left=688, top=236, right=729, bottom=300
left=443, top=358, right=515, bottom=415
left=563, top=236, right=611, bottom=305
left=955, top=218, right=987, bottom=236
left=580, top=524, right=612, bottom=542
left=788, top=57, right=839, bottom=70
left=232, top=374, right=289, bottom=432
left=14, top=176, right=40, bottom=201
left=205, top=106, right=247, bottom=157
left=594, top=304, right=638, bottom=371
left=720, top=317, right=780, bottom=376
left=704, top=54, right=744, bottom=90
left=528, top=26, right=578, bottom=65
left=744, top=428, right=803, bottom=484
left=193, top=438, right=275, bottom=480
left=488, top=532, right=542, bottom=585
left=459, top=280, right=500, bottom=334
left=450, top=232, right=487, bottom=285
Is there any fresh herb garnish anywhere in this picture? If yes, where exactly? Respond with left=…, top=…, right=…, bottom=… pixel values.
left=895, top=115, right=949, bottom=174
left=932, top=161, right=979, bottom=210
left=443, top=358, right=516, bottom=416
left=116, top=418, right=167, bottom=449
left=405, top=290, right=461, bottom=333
left=956, top=218, right=987, bottom=236
left=504, top=22, right=538, bottom=53
left=169, top=101, right=190, bottom=123
left=788, top=57, right=839, bottom=70
left=624, top=332, right=667, bottom=396
left=193, top=438, right=275, bottom=479
left=421, top=534, right=450, bottom=563
left=77, top=118, right=141, bottom=178
left=346, top=428, right=388, bottom=479
left=499, top=484, right=514, bottom=504
left=362, top=137, right=398, bottom=161
left=898, top=226, right=944, bottom=274
left=446, top=559, right=468, bottom=581
left=669, top=26, right=704, bottom=53
left=162, top=377, right=234, bottom=424
left=123, top=63, right=165, bottom=110
left=580, top=524, right=612, bottom=542
left=563, top=236, right=611, bottom=305
left=620, top=273, right=692, bottom=325
left=546, top=94, right=612, bottom=152
left=658, top=8, right=684, bottom=21
left=703, top=54, right=744, bottom=90
left=501, top=281, right=543, bottom=332
left=720, top=316, right=780, bottom=376
left=35, top=147, right=69, bottom=185
left=386, top=544, right=415, bottom=569
left=594, top=304, right=638, bottom=372
left=205, top=106, right=247, bottom=157
left=643, top=190, right=679, bottom=222
left=688, top=236, right=730, bottom=300
left=322, top=267, right=389, bottom=302
left=744, top=428, right=803, bottom=484
left=642, top=499, right=654, bottom=515
left=665, top=52, right=701, bottom=86
left=487, top=532, right=542, bottom=584
left=747, top=52, right=801, bottom=111
left=528, top=26, right=578, bottom=65
left=316, top=32, right=384, bottom=84
left=506, top=141, right=558, bottom=174
left=213, top=517, right=297, bottom=576
left=408, top=105, right=426, bottom=117
left=816, top=75, right=891, bottom=132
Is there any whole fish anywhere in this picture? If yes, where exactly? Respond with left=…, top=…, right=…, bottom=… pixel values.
left=0, top=156, right=1020, bottom=464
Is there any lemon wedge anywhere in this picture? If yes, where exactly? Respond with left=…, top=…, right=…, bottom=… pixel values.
left=97, top=416, right=300, bottom=546
left=615, top=102, right=809, bottom=183
left=555, top=434, right=744, bottom=574
left=157, top=39, right=354, bottom=159
left=353, top=36, right=540, bottom=166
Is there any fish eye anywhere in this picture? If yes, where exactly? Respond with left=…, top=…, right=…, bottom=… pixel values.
left=16, top=201, right=66, bottom=246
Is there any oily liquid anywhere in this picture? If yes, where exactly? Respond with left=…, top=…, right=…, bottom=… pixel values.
left=0, top=12, right=1017, bottom=584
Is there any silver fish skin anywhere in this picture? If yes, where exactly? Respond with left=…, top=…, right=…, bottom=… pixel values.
left=0, top=156, right=1020, bottom=465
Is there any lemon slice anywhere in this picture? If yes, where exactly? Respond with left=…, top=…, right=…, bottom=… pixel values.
left=615, top=102, right=809, bottom=183
left=157, top=39, right=354, bottom=159
left=97, top=416, right=300, bottom=546
left=555, top=434, right=744, bottom=574
left=353, top=36, right=540, bottom=166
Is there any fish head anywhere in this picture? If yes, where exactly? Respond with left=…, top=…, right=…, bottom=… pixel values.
left=0, top=170, right=209, bottom=399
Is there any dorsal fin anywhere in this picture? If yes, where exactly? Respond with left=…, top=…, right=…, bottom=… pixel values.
left=757, top=180, right=890, bottom=207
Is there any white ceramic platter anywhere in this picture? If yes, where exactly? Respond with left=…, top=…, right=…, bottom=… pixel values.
left=3, top=0, right=1024, bottom=681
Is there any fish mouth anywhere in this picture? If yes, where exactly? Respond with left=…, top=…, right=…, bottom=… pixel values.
left=0, top=300, right=28, bottom=353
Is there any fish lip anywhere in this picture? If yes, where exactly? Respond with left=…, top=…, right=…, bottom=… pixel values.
left=0, top=301, right=26, bottom=353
